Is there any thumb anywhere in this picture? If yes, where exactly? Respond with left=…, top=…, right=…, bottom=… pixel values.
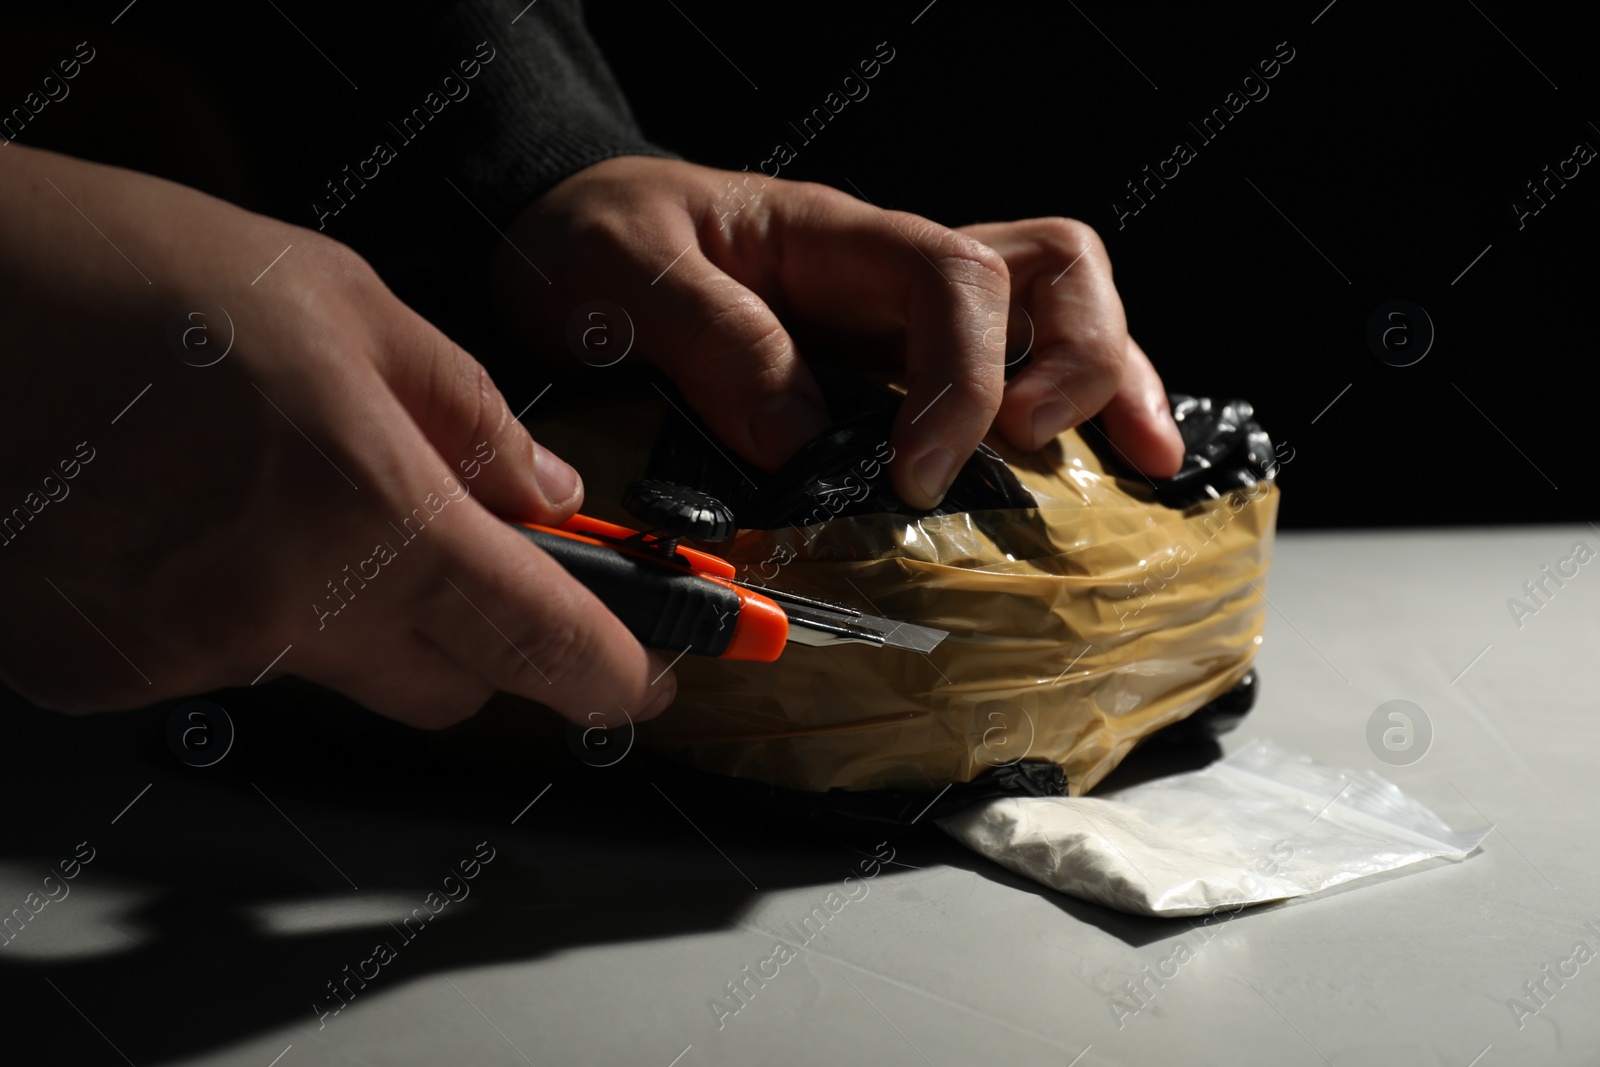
left=379, top=308, right=582, bottom=522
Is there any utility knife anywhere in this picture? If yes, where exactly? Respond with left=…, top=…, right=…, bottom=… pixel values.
left=506, top=480, right=947, bottom=662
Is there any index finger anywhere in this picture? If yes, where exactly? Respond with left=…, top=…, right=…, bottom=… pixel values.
left=412, top=506, right=677, bottom=729
left=727, top=183, right=1012, bottom=509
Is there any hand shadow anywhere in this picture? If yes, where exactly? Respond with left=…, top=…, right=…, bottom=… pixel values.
left=0, top=681, right=904, bottom=1064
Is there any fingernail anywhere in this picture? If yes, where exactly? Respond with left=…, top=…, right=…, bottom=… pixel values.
left=1160, top=402, right=1182, bottom=437
left=638, top=663, right=677, bottom=722
left=912, top=448, right=958, bottom=505
left=533, top=443, right=581, bottom=508
left=749, top=393, right=828, bottom=464
left=1030, top=402, right=1072, bottom=450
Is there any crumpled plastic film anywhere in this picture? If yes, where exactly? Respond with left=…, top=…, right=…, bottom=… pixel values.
left=529, top=384, right=1278, bottom=796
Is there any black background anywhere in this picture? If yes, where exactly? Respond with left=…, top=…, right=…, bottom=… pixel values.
left=590, top=0, right=1597, bottom=529
left=2, top=1, right=1593, bottom=530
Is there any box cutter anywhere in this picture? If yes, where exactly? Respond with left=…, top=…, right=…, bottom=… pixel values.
left=506, top=513, right=948, bottom=662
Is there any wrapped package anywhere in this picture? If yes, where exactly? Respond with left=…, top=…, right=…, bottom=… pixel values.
left=530, top=373, right=1280, bottom=797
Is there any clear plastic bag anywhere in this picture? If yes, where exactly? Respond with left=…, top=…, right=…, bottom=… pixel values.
left=939, top=739, right=1490, bottom=917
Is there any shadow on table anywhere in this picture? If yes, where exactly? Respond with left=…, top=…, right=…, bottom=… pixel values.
left=1, top=679, right=1249, bottom=1063
left=0, top=682, right=930, bottom=1065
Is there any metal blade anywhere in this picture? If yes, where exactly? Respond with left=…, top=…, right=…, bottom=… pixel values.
left=843, top=613, right=949, bottom=654
left=724, top=577, right=862, bottom=617
left=779, top=600, right=949, bottom=654
left=725, top=576, right=948, bottom=653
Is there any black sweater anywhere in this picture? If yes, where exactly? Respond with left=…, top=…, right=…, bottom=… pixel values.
left=1, top=1, right=674, bottom=377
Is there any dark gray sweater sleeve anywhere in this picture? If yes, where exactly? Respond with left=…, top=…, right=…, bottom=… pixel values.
left=296, top=0, right=672, bottom=225
left=277, top=0, right=680, bottom=358
left=383, top=0, right=675, bottom=225
left=2, top=2, right=673, bottom=379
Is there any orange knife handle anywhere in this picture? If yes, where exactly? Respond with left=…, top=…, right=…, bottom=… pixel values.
left=508, top=520, right=788, bottom=662
left=716, top=581, right=790, bottom=662
left=557, top=513, right=736, bottom=578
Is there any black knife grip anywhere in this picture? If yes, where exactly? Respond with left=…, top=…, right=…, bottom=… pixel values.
left=511, top=525, right=739, bottom=656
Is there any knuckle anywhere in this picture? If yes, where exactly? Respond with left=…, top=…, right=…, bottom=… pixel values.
left=920, top=362, right=1003, bottom=426
left=456, top=357, right=510, bottom=459
left=577, top=208, right=636, bottom=259
left=796, top=180, right=861, bottom=215
left=1074, top=333, right=1128, bottom=377
left=1037, top=216, right=1112, bottom=281
left=1039, top=334, right=1127, bottom=394
left=682, top=291, right=787, bottom=368
left=1037, top=215, right=1103, bottom=256
left=951, top=365, right=1005, bottom=416
left=700, top=289, right=777, bottom=342
left=411, top=342, right=518, bottom=470
left=308, top=236, right=380, bottom=290
left=929, top=231, right=1011, bottom=292
left=885, top=213, right=1010, bottom=293
left=282, top=238, right=387, bottom=328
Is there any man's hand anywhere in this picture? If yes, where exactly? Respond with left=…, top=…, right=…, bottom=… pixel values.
left=954, top=220, right=1183, bottom=473
left=491, top=157, right=1184, bottom=509
left=0, top=146, right=673, bottom=727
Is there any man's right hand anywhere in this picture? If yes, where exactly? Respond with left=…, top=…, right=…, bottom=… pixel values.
left=0, top=145, right=674, bottom=729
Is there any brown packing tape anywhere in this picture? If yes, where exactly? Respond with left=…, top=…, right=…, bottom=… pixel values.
left=530, top=389, right=1277, bottom=796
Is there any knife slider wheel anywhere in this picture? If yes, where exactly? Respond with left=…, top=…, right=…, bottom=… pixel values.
left=622, top=480, right=736, bottom=558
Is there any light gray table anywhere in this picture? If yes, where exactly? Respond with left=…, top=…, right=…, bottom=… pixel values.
left=4, top=526, right=1597, bottom=1066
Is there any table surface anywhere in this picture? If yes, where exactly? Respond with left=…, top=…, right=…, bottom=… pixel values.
left=3, top=525, right=1598, bottom=1067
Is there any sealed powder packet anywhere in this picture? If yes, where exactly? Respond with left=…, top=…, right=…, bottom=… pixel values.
left=940, top=739, right=1490, bottom=917
left=529, top=371, right=1281, bottom=810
